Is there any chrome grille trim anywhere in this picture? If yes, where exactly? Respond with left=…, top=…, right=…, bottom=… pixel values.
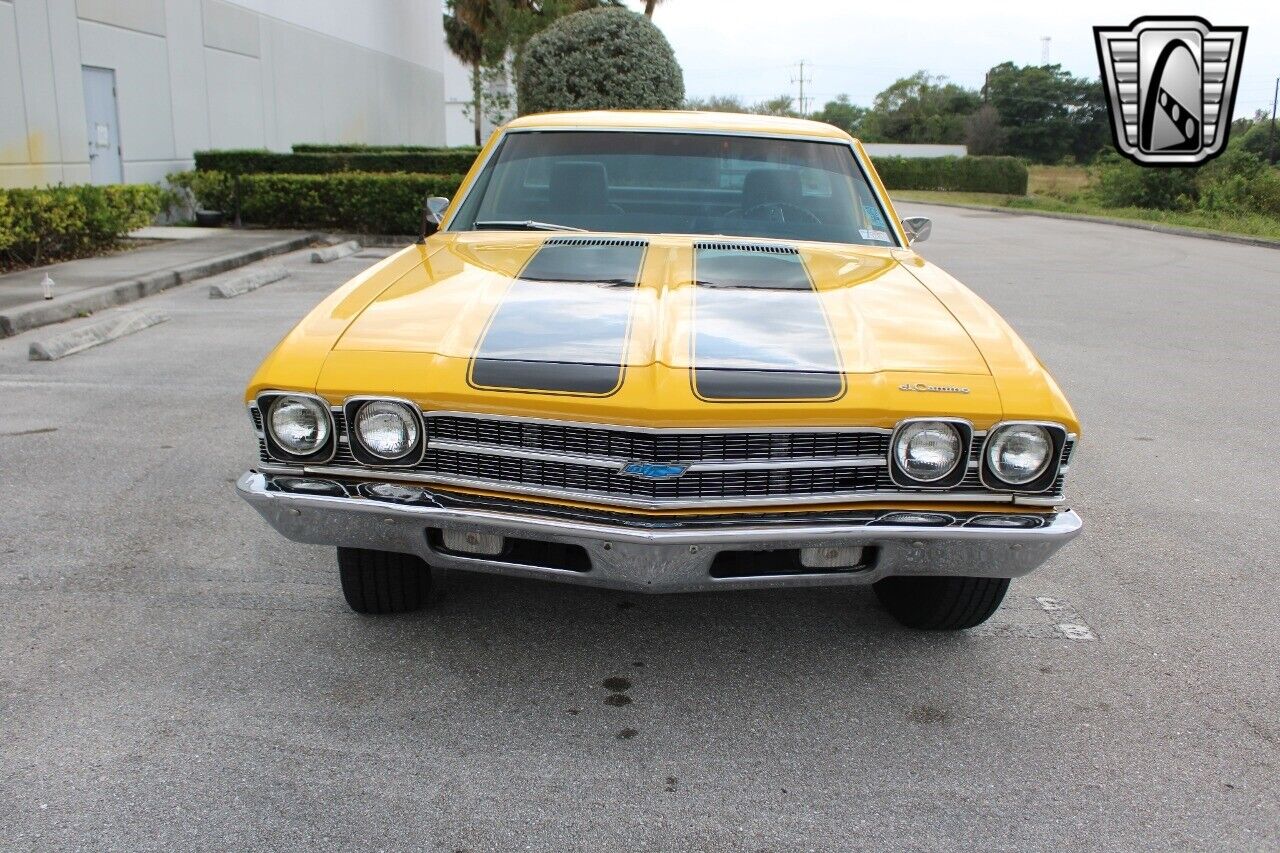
left=426, top=438, right=887, bottom=472
left=289, top=464, right=1038, bottom=510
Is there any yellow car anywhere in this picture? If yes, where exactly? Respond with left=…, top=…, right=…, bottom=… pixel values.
left=237, top=111, right=1081, bottom=630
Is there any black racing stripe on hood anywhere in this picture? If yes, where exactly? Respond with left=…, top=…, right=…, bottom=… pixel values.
left=691, top=243, right=845, bottom=402
left=469, top=238, right=647, bottom=396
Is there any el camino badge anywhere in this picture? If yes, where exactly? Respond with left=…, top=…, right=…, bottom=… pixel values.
left=619, top=462, right=688, bottom=480
left=900, top=383, right=970, bottom=394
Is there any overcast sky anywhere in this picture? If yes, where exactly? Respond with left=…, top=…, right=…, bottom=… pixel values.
left=621, top=0, right=1279, bottom=120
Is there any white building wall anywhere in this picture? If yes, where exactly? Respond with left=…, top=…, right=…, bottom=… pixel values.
left=862, top=143, right=969, bottom=159
left=0, top=0, right=447, bottom=188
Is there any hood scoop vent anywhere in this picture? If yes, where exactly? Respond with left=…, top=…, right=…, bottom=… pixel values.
left=543, top=236, right=649, bottom=248
left=694, top=240, right=798, bottom=255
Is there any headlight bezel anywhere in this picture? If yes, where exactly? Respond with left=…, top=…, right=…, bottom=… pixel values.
left=343, top=396, right=426, bottom=467
left=888, top=417, right=973, bottom=489
left=257, top=391, right=337, bottom=463
left=979, top=421, right=1069, bottom=493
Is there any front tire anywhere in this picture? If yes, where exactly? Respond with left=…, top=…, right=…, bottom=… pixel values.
left=873, top=576, right=1010, bottom=630
left=337, top=547, right=432, bottom=615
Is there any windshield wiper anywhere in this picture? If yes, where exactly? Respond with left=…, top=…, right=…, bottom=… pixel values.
left=473, top=219, right=587, bottom=232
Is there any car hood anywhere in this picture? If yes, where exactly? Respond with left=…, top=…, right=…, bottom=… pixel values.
left=299, top=233, right=1004, bottom=426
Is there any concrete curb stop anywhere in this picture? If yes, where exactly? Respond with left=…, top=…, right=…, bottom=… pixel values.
left=310, top=241, right=360, bottom=263
left=28, top=308, right=169, bottom=361
left=208, top=265, right=291, bottom=299
left=0, top=231, right=320, bottom=339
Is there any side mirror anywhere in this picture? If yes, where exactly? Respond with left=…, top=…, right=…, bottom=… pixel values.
left=417, top=196, right=452, bottom=243
left=901, top=216, right=932, bottom=245
left=427, top=196, right=451, bottom=224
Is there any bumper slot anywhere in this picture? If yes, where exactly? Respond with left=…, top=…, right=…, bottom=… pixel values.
left=710, top=546, right=876, bottom=579
left=427, top=528, right=591, bottom=574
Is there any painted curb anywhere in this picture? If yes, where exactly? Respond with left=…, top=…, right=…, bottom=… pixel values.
left=894, top=198, right=1280, bottom=251
left=208, top=265, right=291, bottom=299
left=0, top=231, right=319, bottom=339
left=28, top=308, right=169, bottom=361
left=310, top=240, right=361, bottom=263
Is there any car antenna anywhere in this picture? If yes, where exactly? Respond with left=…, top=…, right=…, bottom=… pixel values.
left=417, top=194, right=431, bottom=245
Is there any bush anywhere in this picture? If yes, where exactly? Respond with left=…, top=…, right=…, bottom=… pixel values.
left=193, top=149, right=479, bottom=176
left=873, top=156, right=1028, bottom=194
left=1092, top=154, right=1197, bottom=209
left=517, top=8, right=683, bottom=115
left=0, top=184, right=165, bottom=268
left=182, top=171, right=465, bottom=234
left=292, top=144, right=481, bottom=156
left=1196, top=149, right=1280, bottom=218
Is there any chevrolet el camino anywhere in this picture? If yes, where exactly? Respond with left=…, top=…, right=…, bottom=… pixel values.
left=237, top=111, right=1081, bottom=630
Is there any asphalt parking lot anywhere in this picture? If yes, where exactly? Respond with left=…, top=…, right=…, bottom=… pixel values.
left=1, top=208, right=1277, bottom=850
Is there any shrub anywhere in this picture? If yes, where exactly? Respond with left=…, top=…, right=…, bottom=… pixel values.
left=193, top=149, right=479, bottom=176
left=1197, top=149, right=1280, bottom=218
left=517, top=8, right=683, bottom=115
left=168, top=169, right=236, bottom=212
left=292, top=144, right=481, bottom=156
left=1092, top=154, right=1197, bottom=209
left=0, top=184, right=165, bottom=268
left=873, top=156, right=1028, bottom=194
left=181, top=172, right=466, bottom=234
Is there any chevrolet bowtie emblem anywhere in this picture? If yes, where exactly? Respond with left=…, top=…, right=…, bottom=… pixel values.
left=619, top=462, right=688, bottom=480
left=1094, top=16, right=1248, bottom=166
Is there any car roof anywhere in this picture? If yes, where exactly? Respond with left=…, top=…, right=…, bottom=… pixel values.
left=504, top=110, right=856, bottom=142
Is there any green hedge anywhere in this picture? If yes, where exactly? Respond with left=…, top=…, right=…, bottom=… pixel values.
left=0, top=184, right=165, bottom=268
left=874, top=156, right=1028, bottom=195
left=193, top=149, right=479, bottom=176
left=292, top=143, right=481, bottom=156
left=180, top=171, right=465, bottom=234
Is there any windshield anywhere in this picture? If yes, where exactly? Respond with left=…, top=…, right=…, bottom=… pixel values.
left=449, top=131, right=898, bottom=247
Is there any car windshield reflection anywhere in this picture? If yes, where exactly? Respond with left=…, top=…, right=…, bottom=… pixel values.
left=450, top=131, right=898, bottom=247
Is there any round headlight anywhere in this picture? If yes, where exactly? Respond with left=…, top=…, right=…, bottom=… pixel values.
left=894, top=421, right=962, bottom=483
left=269, top=395, right=330, bottom=456
left=355, top=401, right=419, bottom=460
left=986, top=424, right=1052, bottom=485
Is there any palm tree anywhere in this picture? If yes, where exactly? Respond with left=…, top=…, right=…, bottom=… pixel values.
left=444, top=0, right=502, bottom=145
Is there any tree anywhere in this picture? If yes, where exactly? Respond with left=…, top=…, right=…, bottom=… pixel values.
left=964, top=103, right=1005, bottom=155
left=984, top=62, right=1105, bottom=163
left=750, top=95, right=799, bottom=117
left=860, top=72, right=980, bottom=144
left=684, top=95, right=748, bottom=113
left=443, top=0, right=496, bottom=145
left=517, top=8, right=684, bottom=114
left=445, top=1, right=625, bottom=142
left=644, top=0, right=665, bottom=16
left=811, top=95, right=867, bottom=136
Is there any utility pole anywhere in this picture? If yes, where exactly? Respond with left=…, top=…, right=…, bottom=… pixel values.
left=791, top=60, right=812, bottom=116
left=1041, top=36, right=1052, bottom=65
left=1269, top=76, right=1278, bottom=165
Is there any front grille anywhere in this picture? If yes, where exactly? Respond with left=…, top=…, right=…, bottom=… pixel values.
left=428, top=414, right=889, bottom=463
left=426, top=447, right=883, bottom=501
left=253, top=407, right=1071, bottom=508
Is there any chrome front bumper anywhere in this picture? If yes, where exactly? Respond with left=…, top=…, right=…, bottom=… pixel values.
left=236, top=471, right=1082, bottom=594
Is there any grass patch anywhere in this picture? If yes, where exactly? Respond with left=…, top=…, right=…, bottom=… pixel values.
left=1027, top=164, right=1092, bottom=196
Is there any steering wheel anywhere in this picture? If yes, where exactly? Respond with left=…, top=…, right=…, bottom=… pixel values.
left=740, top=202, right=822, bottom=225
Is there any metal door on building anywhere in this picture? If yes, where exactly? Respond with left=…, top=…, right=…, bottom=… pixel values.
left=81, top=66, right=123, bottom=184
